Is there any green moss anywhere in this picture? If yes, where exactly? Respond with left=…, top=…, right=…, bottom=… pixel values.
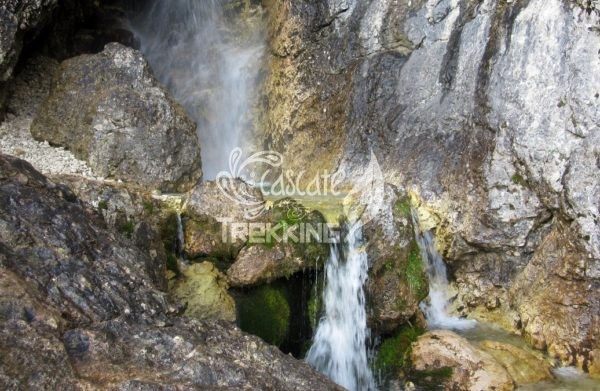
left=410, top=367, right=454, bottom=388
left=405, top=242, right=428, bottom=300
left=120, top=220, right=135, bottom=238
left=375, top=324, right=425, bottom=378
left=394, top=198, right=412, bottom=218
left=98, top=200, right=108, bottom=210
left=160, top=212, right=179, bottom=253
left=166, top=252, right=180, bottom=275
left=237, top=285, right=290, bottom=347
left=511, top=173, right=525, bottom=186
left=143, top=201, right=154, bottom=214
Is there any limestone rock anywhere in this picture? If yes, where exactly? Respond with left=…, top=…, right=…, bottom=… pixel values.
left=478, top=340, right=553, bottom=385
left=171, top=262, right=236, bottom=322
left=410, top=330, right=515, bottom=391
left=31, top=43, right=202, bottom=192
left=259, top=0, right=600, bottom=367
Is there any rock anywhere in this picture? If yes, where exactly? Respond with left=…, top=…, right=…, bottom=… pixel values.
left=509, top=219, right=600, bottom=367
left=227, top=198, right=329, bottom=286
left=410, top=330, right=515, bottom=391
left=364, top=185, right=428, bottom=334
left=0, top=153, right=341, bottom=390
left=183, top=179, right=263, bottom=260
left=478, top=340, right=553, bottom=385
left=0, top=154, right=169, bottom=326
left=31, top=43, right=202, bottom=192
left=171, top=262, right=236, bottom=322
left=258, top=0, right=600, bottom=368
left=0, top=0, right=58, bottom=82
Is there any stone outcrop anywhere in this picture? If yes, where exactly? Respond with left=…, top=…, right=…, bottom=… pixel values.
left=364, top=185, right=428, bottom=334
left=410, top=330, right=515, bottom=391
left=31, top=43, right=202, bottom=192
left=259, top=0, right=600, bottom=369
left=0, top=153, right=341, bottom=390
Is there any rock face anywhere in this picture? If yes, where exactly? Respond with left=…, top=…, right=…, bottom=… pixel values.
left=0, top=153, right=341, bottom=390
left=260, top=0, right=600, bottom=369
left=410, top=330, right=515, bottom=391
left=0, top=0, right=58, bottom=82
left=31, top=43, right=202, bottom=192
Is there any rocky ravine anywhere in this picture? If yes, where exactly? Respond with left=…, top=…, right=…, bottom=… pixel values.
left=260, top=0, right=600, bottom=371
left=0, top=153, right=340, bottom=390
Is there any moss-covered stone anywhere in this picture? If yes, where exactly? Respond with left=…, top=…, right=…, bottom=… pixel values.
left=375, top=324, right=425, bottom=379
left=237, top=284, right=291, bottom=347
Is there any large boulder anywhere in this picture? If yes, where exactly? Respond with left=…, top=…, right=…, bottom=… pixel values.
left=0, top=153, right=341, bottom=390
left=410, top=330, right=515, bottom=391
left=31, top=43, right=202, bottom=192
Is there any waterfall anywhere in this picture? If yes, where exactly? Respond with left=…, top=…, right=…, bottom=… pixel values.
left=176, top=213, right=185, bottom=258
left=306, top=222, right=376, bottom=391
left=128, top=0, right=265, bottom=179
left=412, top=211, right=476, bottom=330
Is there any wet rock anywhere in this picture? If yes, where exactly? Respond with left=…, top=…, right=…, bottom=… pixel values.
left=509, top=219, right=600, bottom=367
left=259, top=0, right=600, bottom=368
left=31, top=43, right=202, bottom=192
left=171, top=261, right=236, bottom=322
left=365, top=185, right=428, bottom=334
left=478, top=340, right=553, bottom=385
left=227, top=198, right=329, bottom=286
left=410, top=330, right=515, bottom=391
left=0, top=153, right=341, bottom=390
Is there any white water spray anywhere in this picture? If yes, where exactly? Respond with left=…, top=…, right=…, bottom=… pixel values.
left=128, top=0, right=265, bottom=179
left=412, top=211, right=476, bottom=330
left=306, top=222, right=376, bottom=391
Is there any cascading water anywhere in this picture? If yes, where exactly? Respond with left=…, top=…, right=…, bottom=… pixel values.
left=411, top=211, right=476, bottom=330
left=128, top=0, right=265, bottom=179
left=306, top=222, right=376, bottom=391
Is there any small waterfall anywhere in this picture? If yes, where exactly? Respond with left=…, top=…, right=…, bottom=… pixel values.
left=412, top=211, right=476, bottom=330
left=306, top=222, right=376, bottom=391
left=128, top=0, right=265, bottom=179
left=176, top=213, right=185, bottom=257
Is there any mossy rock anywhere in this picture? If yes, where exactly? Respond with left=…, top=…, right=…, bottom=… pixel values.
left=236, top=284, right=291, bottom=347
left=375, top=324, right=425, bottom=380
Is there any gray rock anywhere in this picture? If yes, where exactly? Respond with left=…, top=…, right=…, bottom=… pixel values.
left=31, top=43, right=202, bottom=192
left=0, top=153, right=341, bottom=390
left=259, top=0, right=600, bottom=367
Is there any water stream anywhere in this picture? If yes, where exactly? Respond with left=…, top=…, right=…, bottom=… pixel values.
left=411, top=211, right=476, bottom=330
left=128, top=0, right=265, bottom=179
left=306, top=222, right=376, bottom=391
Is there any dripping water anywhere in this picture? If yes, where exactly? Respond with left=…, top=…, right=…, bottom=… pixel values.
left=306, top=222, right=376, bottom=391
left=128, top=0, right=265, bottom=179
left=411, top=210, right=476, bottom=330
left=176, top=213, right=185, bottom=258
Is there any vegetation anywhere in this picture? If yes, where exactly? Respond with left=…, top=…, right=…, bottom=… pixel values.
left=120, top=220, right=135, bottom=238
left=394, top=198, right=412, bottom=218
left=237, top=284, right=291, bottom=347
left=405, top=242, right=428, bottom=300
left=98, top=200, right=108, bottom=210
left=374, top=324, right=425, bottom=379
left=511, top=173, right=525, bottom=186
